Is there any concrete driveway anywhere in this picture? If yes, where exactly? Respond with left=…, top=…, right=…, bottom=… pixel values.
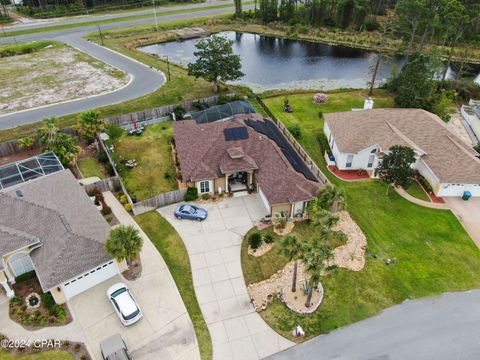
left=445, top=197, right=480, bottom=247
left=158, top=195, right=294, bottom=360
left=69, top=192, right=200, bottom=360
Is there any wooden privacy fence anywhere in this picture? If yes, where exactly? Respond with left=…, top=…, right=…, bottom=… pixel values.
left=132, top=189, right=187, bottom=215
left=256, top=96, right=329, bottom=184
left=83, top=176, right=121, bottom=194
left=104, top=95, right=220, bottom=126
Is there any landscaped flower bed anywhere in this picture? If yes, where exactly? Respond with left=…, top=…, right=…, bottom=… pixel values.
left=9, top=273, right=72, bottom=329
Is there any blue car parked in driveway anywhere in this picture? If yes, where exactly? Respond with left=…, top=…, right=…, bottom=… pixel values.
left=174, top=204, right=208, bottom=221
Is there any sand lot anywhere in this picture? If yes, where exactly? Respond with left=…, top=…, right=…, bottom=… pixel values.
left=0, top=44, right=129, bottom=115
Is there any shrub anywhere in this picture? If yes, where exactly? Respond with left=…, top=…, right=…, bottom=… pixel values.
left=318, top=110, right=323, bottom=118
left=417, top=174, right=433, bottom=193
left=264, top=234, right=274, bottom=244
left=105, top=124, right=124, bottom=141
left=279, top=218, right=287, bottom=229
left=364, top=17, right=380, bottom=31
left=184, top=187, right=198, bottom=201
left=18, top=136, right=35, bottom=150
left=173, top=106, right=187, bottom=120
left=74, top=343, right=82, bottom=353
left=287, top=124, right=302, bottom=138
left=474, top=142, right=480, bottom=154
left=192, top=101, right=210, bottom=110
left=11, top=296, right=23, bottom=307
left=201, top=193, right=210, bottom=200
left=101, top=204, right=112, bottom=215
left=313, top=93, right=328, bottom=103
left=124, top=203, right=132, bottom=212
left=119, top=194, right=128, bottom=204
left=249, top=233, right=262, bottom=249
left=51, top=304, right=66, bottom=321
left=98, top=149, right=109, bottom=164
left=317, top=133, right=332, bottom=157
left=41, top=292, right=55, bottom=310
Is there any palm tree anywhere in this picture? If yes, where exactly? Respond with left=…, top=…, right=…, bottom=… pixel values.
left=17, top=137, right=35, bottom=151
left=278, top=236, right=302, bottom=292
left=316, top=184, right=346, bottom=212
left=301, top=240, right=332, bottom=307
left=309, top=206, right=340, bottom=229
left=77, top=110, right=104, bottom=144
left=105, top=225, right=143, bottom=268
left=38, top=116, right=60, bottom=147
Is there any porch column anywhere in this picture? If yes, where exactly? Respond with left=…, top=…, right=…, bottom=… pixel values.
left=225, top=174, right=229, bottom=193
left=247, top=171, right=253, bottom=188
left=1, top=280, right=15, bottom=299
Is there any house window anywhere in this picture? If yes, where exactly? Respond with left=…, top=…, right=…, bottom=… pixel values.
left=199, top=180, right=210, bottom=193
left=346, top=155, right=354, bottom=168
left=367, top=154, right=375, bottom=168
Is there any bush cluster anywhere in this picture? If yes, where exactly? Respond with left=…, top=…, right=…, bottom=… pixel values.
left=184, top=187, right=198, bottom=201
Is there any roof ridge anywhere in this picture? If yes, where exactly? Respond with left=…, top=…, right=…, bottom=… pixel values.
left=384, top=120, right=428, bottom=155
left=0, top=224, right=41, bottom=244
left=445, top=135, right=480, bottom=164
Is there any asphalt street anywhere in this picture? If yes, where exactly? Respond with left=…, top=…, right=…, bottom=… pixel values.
left=0, top=4, right=253, bottom=129
left=267, top=290, right=480, bottom=360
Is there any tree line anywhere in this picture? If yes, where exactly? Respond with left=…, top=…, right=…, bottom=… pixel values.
left=236, top=0, right=480, bottom=48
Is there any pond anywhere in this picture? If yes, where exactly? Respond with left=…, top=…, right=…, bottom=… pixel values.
left=139, top=31, right=479, bottom=92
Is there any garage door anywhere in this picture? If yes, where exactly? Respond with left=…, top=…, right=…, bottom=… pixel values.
left=62, top=260, right=118, bottom=300
left=258, top=186, right=271, bottom=213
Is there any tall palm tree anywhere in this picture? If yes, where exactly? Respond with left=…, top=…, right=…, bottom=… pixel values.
left=105, top=225, right=143, bottom=268
left=309, top=206, right=340, bottom=229
left=278, top=236, right=303, bottom=292
left=316, top=184, right=346, bottom=212
left=38, top=116, right=60, bottom=147
left=301, top=240, right=332, bottom=307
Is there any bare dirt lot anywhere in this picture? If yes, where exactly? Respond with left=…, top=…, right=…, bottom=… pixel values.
left=0, top=44, right=129, bottom=114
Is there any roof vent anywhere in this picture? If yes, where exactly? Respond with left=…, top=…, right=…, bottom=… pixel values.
left=227, top=147, right=245, bottom=159
left=15, top=190, right=23, bottom=197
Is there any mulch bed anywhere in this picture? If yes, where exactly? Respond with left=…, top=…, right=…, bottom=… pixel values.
left=0, top=333, right=91, bottom=360
left=10, top=277, right=72, bottom=330
left=0, top=148, right=42, bottom=166
left=328, top=166, right=370, bottom=181
left=122, top=259, right=142, bottom=281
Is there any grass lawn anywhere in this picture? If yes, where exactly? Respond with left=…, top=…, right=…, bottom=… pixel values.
left=135, top=211, right=211, bottom=360
left=114, top=121, right=177, bottom=201
left=251, top=90, right=480, bottom=340
left=404, top=179, right=431, bottom=202
left=77, top=157, right=108, bottom=179
left=0, top=349, right=74, bottom=359
left=242, top=221, right=347, bottom=285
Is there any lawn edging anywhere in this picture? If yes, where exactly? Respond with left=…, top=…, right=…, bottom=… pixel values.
left=135, top=211, right=212, bottom=360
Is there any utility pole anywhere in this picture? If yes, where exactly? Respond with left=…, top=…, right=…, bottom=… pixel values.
left=152, top=0, right=159, bottom=32
left=98, top=25, right=104, bottom=46
left=165, top=56, right=171, bottom=81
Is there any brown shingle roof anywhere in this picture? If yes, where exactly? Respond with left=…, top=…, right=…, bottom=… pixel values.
left=173, top=114, right=321, bottom=205
left=0, top=170, right=111, bottom=290
left=325, top=109, right=480, bottom=184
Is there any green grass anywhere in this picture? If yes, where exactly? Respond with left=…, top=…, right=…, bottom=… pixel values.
left=250, top=91, right=480, bottom=340
left=114, top=121, right=177, bottom=201
left=77, top=157, right=108, bottom=179
left=0, top=349, right=74, bottom=359
left=242, top=221, right=347, bottom=285
left=404, top=179, right=431, bottom=202
left=135, top=211, right=212, bottom=360
left=0, top=40, right=59, bottom=58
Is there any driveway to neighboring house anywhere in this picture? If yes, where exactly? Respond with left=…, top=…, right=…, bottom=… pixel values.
left=445, top=197, right=480, bottom=247
left=158, top=195, right=294, bottom=360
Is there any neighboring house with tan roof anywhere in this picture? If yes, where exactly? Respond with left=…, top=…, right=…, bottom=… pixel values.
left=324, top=108, right=480, bottom=197
left=0, top=163, right=123, bottom=304
left=173, top=114, right=323, bottom=217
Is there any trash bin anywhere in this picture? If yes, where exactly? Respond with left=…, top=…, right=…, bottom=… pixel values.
left=462, top=191, right=472, bottom=201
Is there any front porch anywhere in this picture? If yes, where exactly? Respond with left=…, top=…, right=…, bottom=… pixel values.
left=226, top=170, right=254, bottom=194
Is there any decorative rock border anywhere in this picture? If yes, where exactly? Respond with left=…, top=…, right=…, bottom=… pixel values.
left=281, top=282, right=324, bottom=314
left=25, top=293, right=41, bottom=310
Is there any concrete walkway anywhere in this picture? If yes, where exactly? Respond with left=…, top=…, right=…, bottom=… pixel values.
left=267, top=290, right=480, bottom=360
left=158, top=195, right=294, bottom=360
left=395, top=187, right=449, bottom=209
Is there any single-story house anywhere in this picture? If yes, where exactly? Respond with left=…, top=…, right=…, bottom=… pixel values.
left=173, top=113, right=322, bottom=217
left=324, top=108, right=480, bottom=197
left=0, top=164, right=123, bottom=303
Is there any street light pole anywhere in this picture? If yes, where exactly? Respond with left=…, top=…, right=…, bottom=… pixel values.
left=165, top=55, right=171, bottom=81
left=152, top=0, right=159, bottom=32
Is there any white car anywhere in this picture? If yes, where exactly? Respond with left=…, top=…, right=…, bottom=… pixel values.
left=107, top=283, right=143, bottom=326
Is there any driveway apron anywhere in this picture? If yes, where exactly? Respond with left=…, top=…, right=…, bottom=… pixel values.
left=158, top=195, right=294, bottom=360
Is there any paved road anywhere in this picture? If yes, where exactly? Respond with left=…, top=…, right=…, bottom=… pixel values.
left=0, top=4, right=253, bottom=129
left=3, top=1, right=229, bottom=33
left=267, top=290, right=480, bottom=360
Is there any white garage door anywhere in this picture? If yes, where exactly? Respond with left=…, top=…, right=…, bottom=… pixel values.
left=258, top=186, right=271, bottom=213
left=62, top=260, right=118, bottom=300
